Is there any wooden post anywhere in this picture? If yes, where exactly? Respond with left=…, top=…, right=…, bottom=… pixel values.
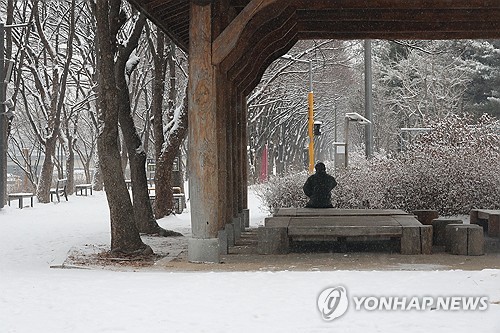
left=188, top=1, right=224, bottom=262
left=240, top=94, right=250, bottom=227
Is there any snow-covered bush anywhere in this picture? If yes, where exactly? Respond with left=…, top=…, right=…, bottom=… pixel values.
left=256, top=114, right=500, bottom=216
left=394, top=114, right=500, bottom=215
left=255, top=171, right=309, bottom=213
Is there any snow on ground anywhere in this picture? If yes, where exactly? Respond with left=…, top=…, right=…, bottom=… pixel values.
left=0, top=189, right=499, bottom=333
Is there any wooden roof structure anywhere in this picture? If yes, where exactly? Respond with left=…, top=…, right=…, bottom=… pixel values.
left=130, top=0, right=500, bottom=53
left=128, top=0, right=500, bottom=263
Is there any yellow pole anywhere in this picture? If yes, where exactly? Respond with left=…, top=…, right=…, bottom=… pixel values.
left=308, top=91, right=314, bottom=173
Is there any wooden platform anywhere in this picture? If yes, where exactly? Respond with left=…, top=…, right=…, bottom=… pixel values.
left=259, top=209, right=431, bottom=255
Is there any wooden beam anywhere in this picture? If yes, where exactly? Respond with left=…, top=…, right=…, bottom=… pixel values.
left=212, top=0, right=281, bottom=65
left=228, top=8, right=296, bottom=82
left=223, top=5, right=294, bottom=75
left=291, top=0, right=500, bottom=10
left=128, top=0, right=189, bottom=52
left=235, top=18, right=298, bottom=95
left=297, top=8, right=500, bottom=22
left=297, top=19, right=500, bottom=34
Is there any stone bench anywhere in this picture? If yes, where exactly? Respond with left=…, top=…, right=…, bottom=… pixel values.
left=258, top=210, right=432, bottom=255
left=8, top=192, right=34, bottom=209
left=470, top=209, right=500, bottom=237
left=445, top=224, right=484, bottom=256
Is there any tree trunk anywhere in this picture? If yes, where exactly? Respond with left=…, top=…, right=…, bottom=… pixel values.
left=113, top=12, right=180, bottom=236
left=154, top=94, right=188, bottom=218
left=117, top=84, right=177, bottom=235
left=152, top=37, right=189, bottom=218
left=92, top=152, right=104, bottom=191
left=95, top=0, right=151, bottom=255
left=36, top=137, right=56, bottom=203
left=66, top=137, right=75, bottom=195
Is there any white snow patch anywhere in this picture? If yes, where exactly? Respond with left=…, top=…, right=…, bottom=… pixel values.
left=0, top=189, right=498, bottom=332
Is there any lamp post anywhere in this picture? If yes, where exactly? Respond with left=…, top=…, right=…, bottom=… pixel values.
left=344, top=112, right=371, bottom=168
left=281, top=54, right=314, bottom=173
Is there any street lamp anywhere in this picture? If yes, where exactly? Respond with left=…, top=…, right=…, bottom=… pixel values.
left=344, top=112, right=371, bottom=168
left=281, top=54, right=315, bottom=173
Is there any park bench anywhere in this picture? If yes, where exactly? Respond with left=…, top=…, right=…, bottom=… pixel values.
left=75, top=183, right=93, bottom=196
left=258, top=208, right=432, bottom=255
left=8, top=192, right=34, bottom=209
left=470, top=209, right=500, bottom=237
left=148, top=188, right=185, bottom=214
left=50, top=178, right=68, bottom=202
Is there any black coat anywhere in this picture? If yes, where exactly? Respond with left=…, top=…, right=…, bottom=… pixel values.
left=303, top=171, right=337, bottom=208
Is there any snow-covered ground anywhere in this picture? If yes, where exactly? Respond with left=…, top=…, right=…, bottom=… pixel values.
left=0, top=190, right=499, bottom=333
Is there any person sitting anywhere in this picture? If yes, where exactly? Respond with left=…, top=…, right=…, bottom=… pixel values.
left=303, top=162, right=337, bottom=208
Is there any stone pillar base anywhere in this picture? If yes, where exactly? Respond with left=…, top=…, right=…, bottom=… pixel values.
left=218, top=230, right=228, bottom=255
left=233, top=216, right=242, bottom=241
left=226, top=223, right=235, bottom=246
left=243, top=209, right=250, bottom=228
left=188, top=238, right=220, bottom=263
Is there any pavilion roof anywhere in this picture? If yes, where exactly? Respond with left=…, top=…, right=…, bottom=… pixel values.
left=128, top=0, right=500, bottom=53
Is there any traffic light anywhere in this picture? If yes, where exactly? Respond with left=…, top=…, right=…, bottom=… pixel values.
left=314, top=120, right=322, bottom=136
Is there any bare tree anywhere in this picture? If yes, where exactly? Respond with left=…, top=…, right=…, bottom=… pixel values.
left=145, top=26, right=188, bottom=218
left=248, top=40, right=359, bottom=178
left=94, top=0, right=151, bottom=255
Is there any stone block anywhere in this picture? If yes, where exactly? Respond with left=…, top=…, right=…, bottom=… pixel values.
left=432, top=218, right=463, bottom=246
left=401, top=226, right=421, bottom=255
left=225, top=223, right=235, bottom=247
left=218, top=230, right=228, bottom=255
left=488, top=214, right=499, bottom=237
left=412, top=210, right=439, bottom=225
left=233, top=216, right=242, bottom=241
left=467, top=225, right=484, bottom=256
left=446, top=224, right=484, bottom=256
left=243, top=209, right=250, bottom=228
left=469, top=209, right=479, bottom=225
left=257, top=226, right=289, bottom=254
left=420, top=225, right=433, bottom=254
left=188, top=238, right=220, bottom=263
left=446, top=224, right=468, bottom=255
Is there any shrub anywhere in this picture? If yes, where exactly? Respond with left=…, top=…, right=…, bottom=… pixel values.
left=256, top=114, right=500, bottom=216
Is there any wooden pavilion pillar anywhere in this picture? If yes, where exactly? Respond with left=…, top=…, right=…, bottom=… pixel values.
left=188, top=1, right=229, bottom=262
left=238, top=93, right=249, bottom=227
left=188, top=0, right=287, bottom=261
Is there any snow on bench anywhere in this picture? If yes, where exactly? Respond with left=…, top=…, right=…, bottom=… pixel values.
left=8, top=192, right=34, bottom=209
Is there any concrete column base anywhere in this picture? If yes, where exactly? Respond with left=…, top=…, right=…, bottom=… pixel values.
left=243, top=209, right=250, bottom=228
left=233, top=216, right=242, bottom=241
left=188, top=238, right=220, bottom=263
left=238, top=212, right=245, bottom=233
left=218, top=230, right=228, bottom=255
left=225, top=223, right=235, bottom=246
left=257, top=226, right=289, bottom=254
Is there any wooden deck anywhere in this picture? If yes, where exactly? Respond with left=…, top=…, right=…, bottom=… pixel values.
left=259, top=209, right=431, bottom=255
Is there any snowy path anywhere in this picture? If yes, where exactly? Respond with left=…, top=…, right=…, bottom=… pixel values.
left=0, top=191, right=499, bottom=332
